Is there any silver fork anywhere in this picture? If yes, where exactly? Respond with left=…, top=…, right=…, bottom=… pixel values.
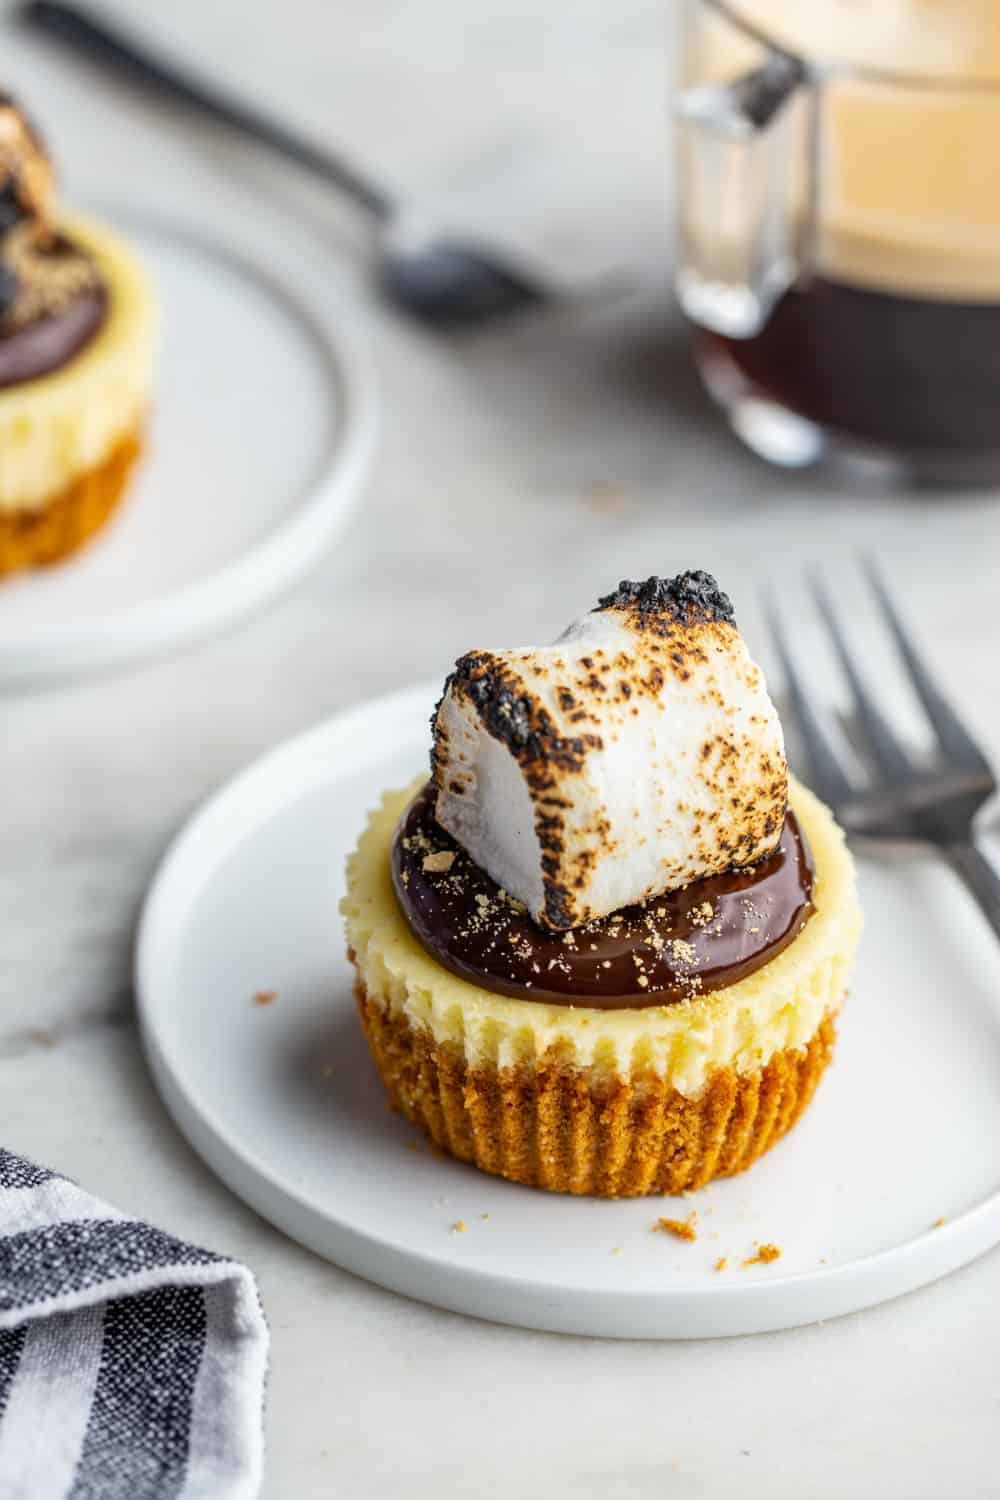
left=761, top=559, right=1000, bottom=939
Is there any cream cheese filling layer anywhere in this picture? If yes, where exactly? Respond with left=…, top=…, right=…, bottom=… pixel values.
left=0, top=212, right=158, bottom=513
left=343, top=775, right=862, bottom=1099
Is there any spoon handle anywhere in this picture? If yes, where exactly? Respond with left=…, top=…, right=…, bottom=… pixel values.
left=19, top=0, right=395, bottom=220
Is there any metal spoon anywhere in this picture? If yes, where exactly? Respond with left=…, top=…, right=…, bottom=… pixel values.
left=18, top=0, right=550, bottom=325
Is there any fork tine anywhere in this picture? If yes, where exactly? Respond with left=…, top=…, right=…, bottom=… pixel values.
left=862, top=556, right=993, bottom=777
left=759, top=596, right=855, bottom=808
left=808, top=573, right=915, bottom=781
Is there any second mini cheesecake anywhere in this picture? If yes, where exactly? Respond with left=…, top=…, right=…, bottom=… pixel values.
left=0, top=94, right=157, bottom=577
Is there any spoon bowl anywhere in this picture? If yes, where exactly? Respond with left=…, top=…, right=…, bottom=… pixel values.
left=21, top=0, right=554, bottom=327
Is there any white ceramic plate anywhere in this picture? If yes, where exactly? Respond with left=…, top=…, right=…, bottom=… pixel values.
left=0, top=211, right=375, bottom=685
left=136, top=683, right=1000, bottom=1339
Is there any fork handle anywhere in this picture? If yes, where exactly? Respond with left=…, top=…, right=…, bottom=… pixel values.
left=945, top=841, right=1000, bottom=941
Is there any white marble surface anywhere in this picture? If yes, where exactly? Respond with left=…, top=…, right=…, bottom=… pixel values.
left=3, top=1, right=1000, bottom=1494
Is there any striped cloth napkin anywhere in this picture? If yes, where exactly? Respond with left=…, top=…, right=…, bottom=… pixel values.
left=0, top=1149, right=268, bottom=1499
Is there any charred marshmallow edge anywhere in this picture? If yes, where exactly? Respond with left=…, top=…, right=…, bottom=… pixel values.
left=431, top=573, right=787, bottom=931
left=0, top=94, right=55, bottom=229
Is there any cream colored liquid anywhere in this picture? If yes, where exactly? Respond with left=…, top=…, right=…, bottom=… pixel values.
left=704, top=1, right=1000, bottom=299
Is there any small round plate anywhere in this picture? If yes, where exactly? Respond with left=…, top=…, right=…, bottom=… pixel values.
left=136, top=684, right=1000, bottom=1339
left=0, top=211, right=375, bottom=685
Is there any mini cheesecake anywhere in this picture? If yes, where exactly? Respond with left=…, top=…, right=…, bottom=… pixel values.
left=0, top=96, right=157, bottom=578
left=343, top=574, right=862, bottom=1197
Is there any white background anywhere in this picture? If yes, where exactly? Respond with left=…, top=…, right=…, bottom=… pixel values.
left=2, top=1, right=999, bottom=1495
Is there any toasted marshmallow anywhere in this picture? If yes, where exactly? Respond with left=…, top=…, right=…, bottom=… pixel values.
left=0, top=95, right=55, bottom=232
left=431, top=573, right=787, bottom=930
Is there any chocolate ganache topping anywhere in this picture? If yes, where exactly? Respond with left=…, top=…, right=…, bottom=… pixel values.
left=392, top=782, right=814, bottom=1008
left=0, top=93, right=107, bottom=386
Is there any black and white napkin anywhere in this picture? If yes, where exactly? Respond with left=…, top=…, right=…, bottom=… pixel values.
left=0, top=1148, right=268, bottom=1499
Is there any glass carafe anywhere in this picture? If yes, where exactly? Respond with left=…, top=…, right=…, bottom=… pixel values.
left=674, top=0, right=1000, bottom=482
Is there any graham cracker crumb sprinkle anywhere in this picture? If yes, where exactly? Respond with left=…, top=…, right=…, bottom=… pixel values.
left=422, top=850, right=456, bottom=873
left=714, top=1256, right=728, bottom=1272
left=654, top=1213, right=697, bottom=1242
left=253, top=990, right=277, bottom=1006
left=744, top=1242, right=781, bottom=1266
left=584, top=481, right=628, bottom=515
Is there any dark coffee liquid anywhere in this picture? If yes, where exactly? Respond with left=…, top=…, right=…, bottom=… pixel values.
left=701, top=277, right=1000, bottom=471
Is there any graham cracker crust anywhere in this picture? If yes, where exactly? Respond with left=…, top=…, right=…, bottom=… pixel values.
left=0, top=427, right=143, bottom=578
left=356, top=983, right=836, bottom=1197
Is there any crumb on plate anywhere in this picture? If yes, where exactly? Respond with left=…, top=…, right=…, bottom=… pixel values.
left=653, top=1213, right=697, bottom=1243
left=744, top=1242, right=781, bottom=1267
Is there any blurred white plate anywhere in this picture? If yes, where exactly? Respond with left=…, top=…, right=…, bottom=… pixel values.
left=136, top=683, right=1000, bottom=1339
left=0, top=211, right=375, bottom=685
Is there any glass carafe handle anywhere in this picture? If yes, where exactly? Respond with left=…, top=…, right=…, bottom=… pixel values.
left=674, top=53, right=812, bottom=338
